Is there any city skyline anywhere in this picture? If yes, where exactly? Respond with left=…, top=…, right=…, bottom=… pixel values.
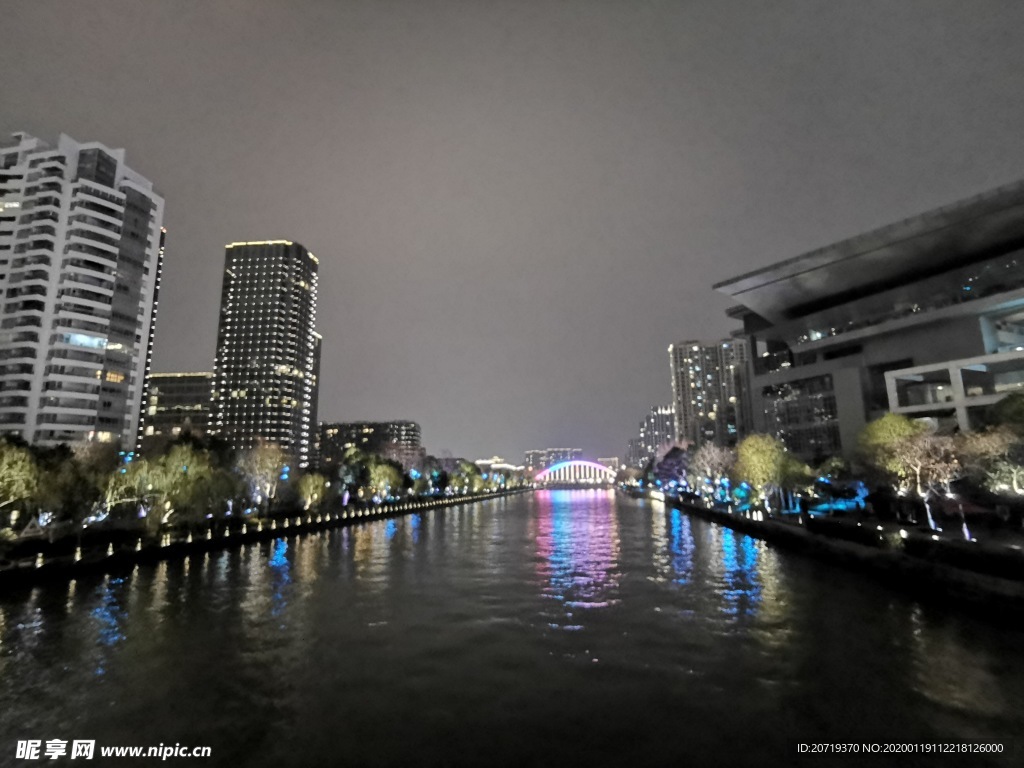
left=4, top=1, right=1024, bottom=459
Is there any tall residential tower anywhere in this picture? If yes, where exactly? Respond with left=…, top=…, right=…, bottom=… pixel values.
left=0, top=132, right=164, bottom=447
left=212, top=240, right=320, bottom=467
left=669, top=339, right=750, bottom=449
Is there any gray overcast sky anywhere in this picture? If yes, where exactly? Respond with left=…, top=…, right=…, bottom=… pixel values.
left=3, top=0, right=1024, bottom=461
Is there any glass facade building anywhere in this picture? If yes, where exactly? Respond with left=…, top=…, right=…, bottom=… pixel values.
left=212, top=240, right=320, bottom=467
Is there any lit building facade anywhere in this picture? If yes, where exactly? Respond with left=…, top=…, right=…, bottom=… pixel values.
left=0, top=132, right=164, bottom=447
left=545, top=448, right=583, bottom=466
left=643, top=404, right=677, bottom=462
left=319, top=420, right=423, bottom=470
left=625, top=437, right=645, bottom=469
left=716, top=179, right=1024, bottom=461
left=212, top=240, right=320, bottom=467
left=624, top=405, right=675, bottom=468
left=669, top=340, right=749, bottom=448
left=523, top=448, right=583, bottom=470
left=143, top=372, right=212, bottom=439
left=474, top=456, right=524, bottom=476
left=523, top=450, right=546, bottom=469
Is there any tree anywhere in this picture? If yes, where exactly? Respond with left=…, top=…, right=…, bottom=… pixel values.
left=690, top=443, right=735, bottom=498
left=815, top=455, right=849, bottom=482
left=99, top=444, right=228, bottom=531
left=448, top=460, right=483, bottom=494
left=733, top=434, right=788, bottom=511
left=732, top=435, right=811, bottom=513
left=857, top=413, right=929, bottom=491
left=237, top=442, right=289, bottom=507
left=986, top=392, right=1024, bottom=434
left=368, top=461, right=402, bottom=499
left=958, top=426, right=1024, bottom=495
left=101, top=457, right=155, bottom=524
left=35, top=452, right=93, bottom=524
left=183, top=466, right=243, bottom=522
left=298, top=473, right=328, bottom=510
left=0, top=440, right=39, bottom=523
left=650, top=446, right=689, bottom=489
left=150, top=445, right=221, bottom=525
left=339, top=446, right=371, bottom=494
left=411, top=475, right=431, bottom=496
left=74, top=442, right=121, bottom=482
left=908, top=433, right=960, bottom=531
left=859, top=416, right=962, bottom=530
left=779, top=453, right=815, bottom=510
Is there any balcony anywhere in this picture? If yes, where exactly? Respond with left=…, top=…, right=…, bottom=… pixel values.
left=9, top=269, right=51, bottom=285
left=0, top=347, right=39, bottom=363
left=57, top=287, right=112, bottom=308
left=72, top=185, right=123, bottom=212
left=886, top=349, right=1024, bottom=431
left=61, top=274, right=114, bottom=296
left=56, top=303, right=110, bottom=322
left=67, top=232, right=119, bottom=257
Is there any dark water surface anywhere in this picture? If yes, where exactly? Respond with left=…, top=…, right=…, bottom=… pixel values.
left=1, top=490, right=1022, bottom=767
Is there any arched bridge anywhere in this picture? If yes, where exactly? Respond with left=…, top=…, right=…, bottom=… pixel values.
left=534, top=460, right=616, bottom=488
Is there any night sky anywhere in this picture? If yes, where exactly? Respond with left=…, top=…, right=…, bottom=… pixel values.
left=4, top=1, right=1024, bottom=462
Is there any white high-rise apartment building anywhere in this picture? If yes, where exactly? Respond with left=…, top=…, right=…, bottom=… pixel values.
left=669, top=339, right=750, bottom=448
left=0, top=133, right=164, bottom=447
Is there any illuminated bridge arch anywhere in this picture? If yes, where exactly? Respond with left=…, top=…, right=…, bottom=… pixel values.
left=534, top=460, right=616, bottom=487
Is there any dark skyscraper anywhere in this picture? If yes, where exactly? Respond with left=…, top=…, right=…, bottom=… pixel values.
left=212, top=240, right=320, bottom=467
left=318, top=420, right=423, bottom=471
left=142, top=371, right=213, bottom=440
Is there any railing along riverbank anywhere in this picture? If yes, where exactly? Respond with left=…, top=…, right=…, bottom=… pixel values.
left=0, top=487, right=531, bottom=586
left=636, top=488, right=1024, bottom=615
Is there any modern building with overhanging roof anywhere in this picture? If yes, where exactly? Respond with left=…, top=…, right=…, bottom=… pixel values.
left=716, top=179, right=1024, bottom=462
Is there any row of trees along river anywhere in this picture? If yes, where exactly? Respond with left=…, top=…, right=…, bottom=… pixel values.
left=0, top=434, right=529, bottom=564
left=630, top=393, right=1024, bottom=538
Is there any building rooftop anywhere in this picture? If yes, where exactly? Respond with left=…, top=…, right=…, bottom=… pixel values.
left=715, top=178, right=1024, bottom=323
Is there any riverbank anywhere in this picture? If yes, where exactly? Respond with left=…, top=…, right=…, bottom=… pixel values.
left=648, top=489, right=1024, bottom=616
left=0, top=487, right=531, bottom=586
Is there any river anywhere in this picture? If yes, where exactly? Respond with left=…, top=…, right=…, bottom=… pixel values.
left=1, top=490, right=1021, bottom=766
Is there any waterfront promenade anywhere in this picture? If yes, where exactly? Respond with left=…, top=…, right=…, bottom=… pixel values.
left=0, top=488, right=530, bottom=584
left=639, top=488, right=1024, bottom=615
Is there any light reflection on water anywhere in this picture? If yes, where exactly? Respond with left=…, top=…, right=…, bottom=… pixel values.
left=0, top=493, right=1022, bottom=766
left=534, top=490, right=620, bottom=628
left=668, top=507, right=694, bottom=584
